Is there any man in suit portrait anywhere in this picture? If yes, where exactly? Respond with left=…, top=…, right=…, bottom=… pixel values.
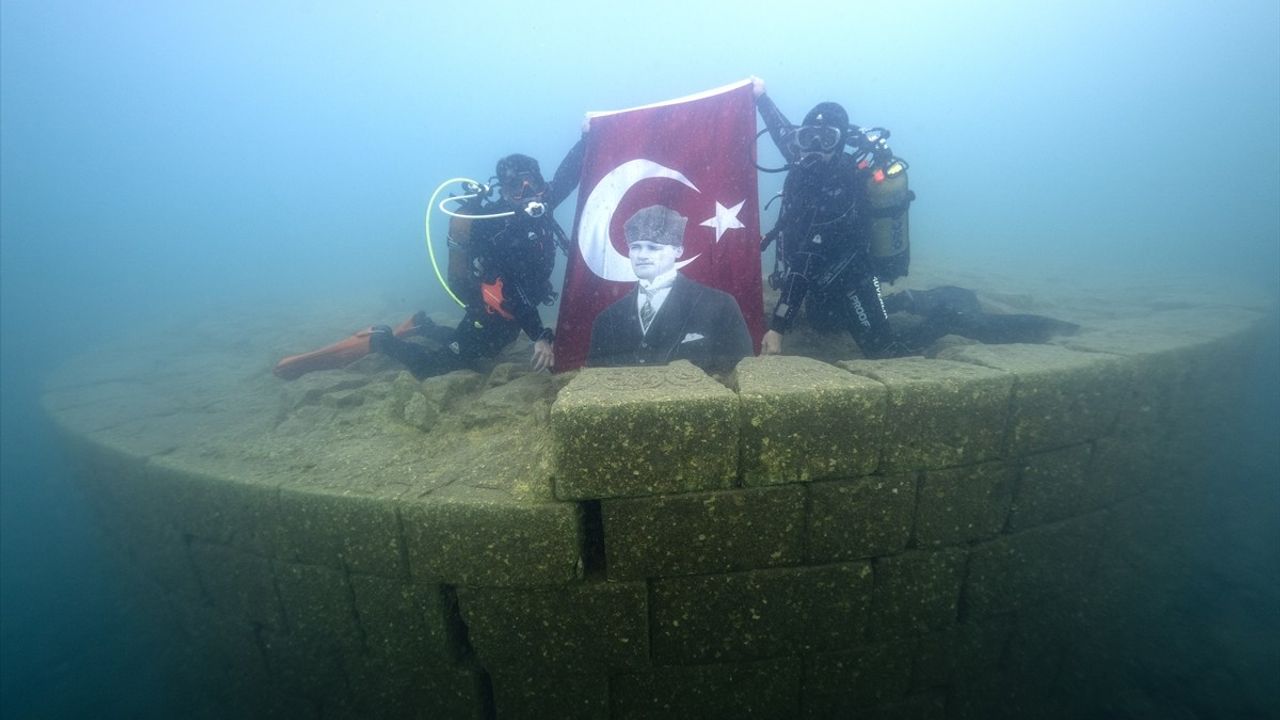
left=587, top=204, right=754, bottom=372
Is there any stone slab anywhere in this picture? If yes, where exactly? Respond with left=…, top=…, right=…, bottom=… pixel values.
left=807, top=473, right=916, bottom=563
left=275, top=484, right=406, bottom=578
left=602, top=485, right=805, bottom=579
left=257, top=625, right=351, bottom=704
left=458, top=581, right=648, bottom=673
left=1091, top=434, right=1158, bottom=499
left=913, top=615, right=1014, bottom=689
left=167, top=600, right=273, bottom=702
left=1008, top=443, right=1110, bottom=531
left=612, top=657, right=800, bottom=719
left=273, top=562, right=363, bottom=654
left=401, top=485, right=581, bottom=586
left=870, top=548, right=967, bottom=638
left=348, top=575, right=455, bottom=667
left=488, top=672, right=610, bottom=720
left=146, top=457, right=281, bottom=557
left=915, top=460, right=1016, bottom=547
left=966, top=511, right=1108, bottom=617
left=803, top=638, right=914, bottom=712
left=344, top=659, right=484, bottom=720
left=841, top=357, right=1014, bottom=472
left=651, top=563, right=872, bottom=663
left=938, top=344, right=1129, bottom=455
left=187, top=540, right=285, bottom=629
left=117, top=511, right=207, bottom=602
left=827, top=691, right=948, bottom=720
left=737, top=356, right=886, bottom=485
left=552, top=361, right=740, bottom=500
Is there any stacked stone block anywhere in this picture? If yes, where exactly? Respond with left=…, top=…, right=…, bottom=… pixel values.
left=50, top=310, right=1268, bottom=719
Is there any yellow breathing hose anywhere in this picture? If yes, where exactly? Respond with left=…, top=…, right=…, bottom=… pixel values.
left=424, top=177, right=478, bottom=309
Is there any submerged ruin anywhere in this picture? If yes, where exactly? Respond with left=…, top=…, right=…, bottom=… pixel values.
left=45, top=272, right=1271, bottom=718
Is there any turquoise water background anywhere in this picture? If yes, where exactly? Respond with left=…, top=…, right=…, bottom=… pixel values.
left=2, top=1, right=1277, bottom=717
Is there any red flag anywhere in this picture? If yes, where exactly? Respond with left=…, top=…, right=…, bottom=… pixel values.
left=554, top=80, right=764, bottom=371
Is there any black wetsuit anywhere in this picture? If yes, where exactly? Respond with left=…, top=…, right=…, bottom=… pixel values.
left=758, top=94, right=899, bottom=357
left=377, top=139, right=586, bottom=379
left=757, top=95, right=1076, bottom=355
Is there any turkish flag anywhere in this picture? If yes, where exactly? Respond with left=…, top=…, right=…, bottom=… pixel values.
left=553, top=79, right=764, bottom=371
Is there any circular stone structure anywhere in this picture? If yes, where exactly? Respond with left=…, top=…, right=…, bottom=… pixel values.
left=45, top=267, right=1271, bottom=719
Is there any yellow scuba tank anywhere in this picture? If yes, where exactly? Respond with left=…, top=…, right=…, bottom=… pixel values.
left=863, top=159, right=913, bottom=282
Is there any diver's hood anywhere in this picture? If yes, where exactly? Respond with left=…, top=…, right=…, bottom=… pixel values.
left=801, top=102, right=850, bottom=153
left=496, top=153, right=544, bottom=186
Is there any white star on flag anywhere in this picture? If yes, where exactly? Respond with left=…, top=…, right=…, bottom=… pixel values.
left=700, top=200, right=746, bottom=243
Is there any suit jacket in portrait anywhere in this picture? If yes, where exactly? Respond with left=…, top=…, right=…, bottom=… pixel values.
left=587, top=273, right=753, bottom=372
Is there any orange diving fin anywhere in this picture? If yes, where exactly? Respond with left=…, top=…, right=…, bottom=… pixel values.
left=273, top=314, right=422, bottom=380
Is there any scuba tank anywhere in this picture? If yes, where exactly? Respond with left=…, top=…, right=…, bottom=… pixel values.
left=447, top=212, right=476, bottom=297
left=862, top=158, right=913, bottom=283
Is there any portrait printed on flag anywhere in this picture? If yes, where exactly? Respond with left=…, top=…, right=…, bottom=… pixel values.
left=554, top=79, right=765, bottom=372
left=586, top=205, right=752, bottom=372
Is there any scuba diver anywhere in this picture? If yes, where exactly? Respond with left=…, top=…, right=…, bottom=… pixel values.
left=273, top=138, right=585, bottom=380
left=752, top=77, right=1074, bottom=357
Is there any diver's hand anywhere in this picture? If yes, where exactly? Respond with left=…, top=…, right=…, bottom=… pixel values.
left=750, top=76, right=766, bottom=98
left=761, top=330, right=783, bottom=355
left=532, top=339, right=555, bottom=372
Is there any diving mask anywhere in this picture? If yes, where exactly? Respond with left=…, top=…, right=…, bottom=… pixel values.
left=503, top=172, right=548, bottom=202
left=795, top=124, right=843, bottom=152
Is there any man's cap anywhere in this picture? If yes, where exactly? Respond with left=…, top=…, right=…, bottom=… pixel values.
left=624, top=205, right=687, bottom=247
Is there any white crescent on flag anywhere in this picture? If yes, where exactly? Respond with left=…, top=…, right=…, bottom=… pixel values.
left=555, top=79, right=763, bottom=371
left=577, top=158, right=701, bottom=281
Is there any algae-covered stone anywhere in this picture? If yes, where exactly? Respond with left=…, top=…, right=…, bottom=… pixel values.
left=168, top=600, right=271, bottom=691
left=400, top=485, right=581, bottom=586
left=966, top=511, right=1108, bottom=617
left=803, top=638, right=914, bottom=712
left=273, top=561, right=363, bottom=654
left=1090, top=435, right=1162, bottom=502
left=187, top=540, right=285, bottom=629
left=551, top=362, right=739, bottom=500
left=651, top=563, right=873, bottom=663
left=145, top=457, right=281, bottom=557
left=1008, top=443, right=1111, bottom=530
left=840, top=357, right=1014, bottom=471
left=913, top=616, right=1013, bottom=689
left=275, top=484, right=405, bottom=578
left=65, top=441, right=208, bottom=600
left=348, top=575, right=454, bottom=667
left=345, top=659, right=484, bottom=720
left=256, top=624, right=350, bottom=702
left=737, top=356, right=886, bottom=485
left=825, top=691, right=948, bottom=720
left=457, top=581, right=648, bottom=673
left=938, top=344, right=1129, bottom=454
left=603, top=485, right=805, bottom=579
left=612, top=657, right=800, bottom=719
left=1109, top=350, right=1184, bottom=438
left=451, top=371, right=555, bottom=430
left=1166, top=328, right=1262, bottom=437
left=807, top=473, right=915, bottom=562
left=915, top=460, right=1016, bottom=547
left=488, top=672, right=610, bottom=720
left=870, top=548, right=967, bottom=638
left=393, top=370, right=485, bottom=431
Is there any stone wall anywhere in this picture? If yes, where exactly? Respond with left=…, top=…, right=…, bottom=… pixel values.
left=52, top=312, right=1266, bottom=719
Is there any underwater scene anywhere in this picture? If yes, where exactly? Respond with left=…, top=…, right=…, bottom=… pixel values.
left=2, top=2, right=1277, bottom=719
